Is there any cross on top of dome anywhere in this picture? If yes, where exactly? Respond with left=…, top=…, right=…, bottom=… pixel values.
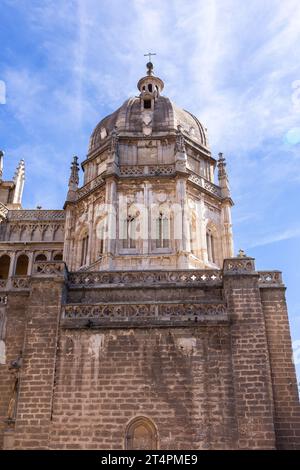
left=137, top=54, right=164, bottom=96
left=144, top=52, right=156, bottom=76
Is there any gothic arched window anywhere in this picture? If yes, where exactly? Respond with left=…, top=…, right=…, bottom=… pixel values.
left=156, top=212, right=169, bottom=248
left=80, top=234, right=89, bottom=266
left=96, top=218, right=105, bottom=255
left=123, top=215, right=136, bottom=249
left=35, top=253, right=47, bottom=262
left=15, top=254, right=29, bottom=276
left=125, top=416, right=158, bottom=450
left=206, top=229, right=215, bottom=263
left=0, top=255, right=10, bottom=280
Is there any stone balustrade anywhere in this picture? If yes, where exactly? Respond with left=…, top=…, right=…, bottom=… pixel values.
left=258, top=271, right=283, bottom=286
left=32, top=261, right=67, bottom=277
left=68, top=269, right=223, bottom=288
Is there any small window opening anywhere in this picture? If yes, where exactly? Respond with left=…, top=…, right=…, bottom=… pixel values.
left=148, top=84, right=153, bottom=92
left=144, top=100, right=151, bottom=109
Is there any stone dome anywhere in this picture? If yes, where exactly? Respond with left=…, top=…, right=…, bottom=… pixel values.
left=88, top=65, right=209, bottom=153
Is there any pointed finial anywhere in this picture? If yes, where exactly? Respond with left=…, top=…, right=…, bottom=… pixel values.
left=0, top=150, right=4, bottom=180
left=217, top=152, right=227, bottom=178
left=66, top=156, right=79, bottom=203
left=12, top=159, right=25, bottom=206
left=69, top=156, right=79, bottom=187
left=238, top=249, right=247, bottom=258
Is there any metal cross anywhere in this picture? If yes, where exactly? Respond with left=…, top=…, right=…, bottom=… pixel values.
left=144, top=52, right=156, bottom=62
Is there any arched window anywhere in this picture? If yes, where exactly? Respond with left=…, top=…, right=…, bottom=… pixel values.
left=53, top=253, right=63, bottom=261
left=125, top=416, right=158, bottom=450
left=80, top=234, right=89, bottom=266
left=0, top=255, right=10, bottom=279
left=206, top=229, right=215, bottom=263
left=156, top=212, right=169, bottom=248
left=35, top=253, right=47, bottom=262
left=123, top=215, right=136, bottom=249
left=96, top=219, right=105, bottom=255
left=15, top=254, right=29, bottom=276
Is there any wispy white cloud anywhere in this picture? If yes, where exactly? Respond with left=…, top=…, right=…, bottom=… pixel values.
left=249, top=227, right=300, bottom=248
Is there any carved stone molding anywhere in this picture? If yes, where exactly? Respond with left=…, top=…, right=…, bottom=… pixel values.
left=62, top=302, right=228, bottom=327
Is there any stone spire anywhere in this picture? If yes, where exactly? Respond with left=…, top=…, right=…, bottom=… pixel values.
left=217, top=152, right=230, bottom=198
left=12, top=159, right=25, bottom=206
left=66, top=156, right=79, bottom=202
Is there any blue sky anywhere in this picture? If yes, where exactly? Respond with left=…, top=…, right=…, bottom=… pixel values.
left=0, top=0, right=300, bottom=382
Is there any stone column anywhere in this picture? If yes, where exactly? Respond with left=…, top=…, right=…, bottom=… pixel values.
left=105, top=177, right=117, bottom=269
left=221, top=201, right=234, bottom=259
left=223, top=257, right=276, bottom=449
left=175, top=177, right=189, bottom=268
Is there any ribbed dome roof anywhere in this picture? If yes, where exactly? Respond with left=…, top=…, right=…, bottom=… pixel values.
left=88, top=95, right=209, bottom=153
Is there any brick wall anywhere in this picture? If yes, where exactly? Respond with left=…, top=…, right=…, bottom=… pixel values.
left=261, top=287, right=300, bottom=449
left=223, top=269, right=276, bottom=449
left=12, top=278, right=64, bottom=449
left=49, top=326, right=235, bottom=450
left=1, top=262, right=299, bottom=449
left=0, top=292, right=28, bottom=449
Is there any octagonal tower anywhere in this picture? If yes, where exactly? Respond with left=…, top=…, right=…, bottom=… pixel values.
left=63, top=63, right=234, bottom=271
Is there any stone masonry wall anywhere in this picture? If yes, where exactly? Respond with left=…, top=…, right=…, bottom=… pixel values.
left=261, top=287, right=300, bottom=449
left=49, top=326, right=235, bottom=450
left=0, top=260, right=299, bottom=450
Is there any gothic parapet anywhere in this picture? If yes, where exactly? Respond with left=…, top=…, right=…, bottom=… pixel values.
left=32, top=261, right=68, bottom=280
left=223, top=257, right=256, bottom=275
left=0, top=202, right=8, bottom=222
left=67, top=269, right=223, bottom=288
left=258, top=271, right=283, bottom=287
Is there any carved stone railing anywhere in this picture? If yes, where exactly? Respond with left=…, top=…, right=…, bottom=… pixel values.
left=68, top=269, right=223, bottom=288
left=258, top=271, right=283, bottom=287
left=11, top=276, right=31, bottom=290
left=223, top=258, right=256, bottom=274
left=0, top=294, right=7, bottom=304
left=33, top=261, right=67, bottom=277
left=62, top=302, right=228, bottom=327
left=0, top=277, right=31, bottom=291
left=119, top=164, right=175, bottom=178
left=0, top=279, right=7, bottom=289
left=188, top=173, right=222, bottom=197
left=7, top=210, right=65, bottom=221
left=77, top=175, right=105, bottom=200
left=0, top=202, right=8, bottom=221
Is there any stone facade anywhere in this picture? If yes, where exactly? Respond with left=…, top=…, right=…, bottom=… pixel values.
left=0, top=64, right=299, bottom=450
